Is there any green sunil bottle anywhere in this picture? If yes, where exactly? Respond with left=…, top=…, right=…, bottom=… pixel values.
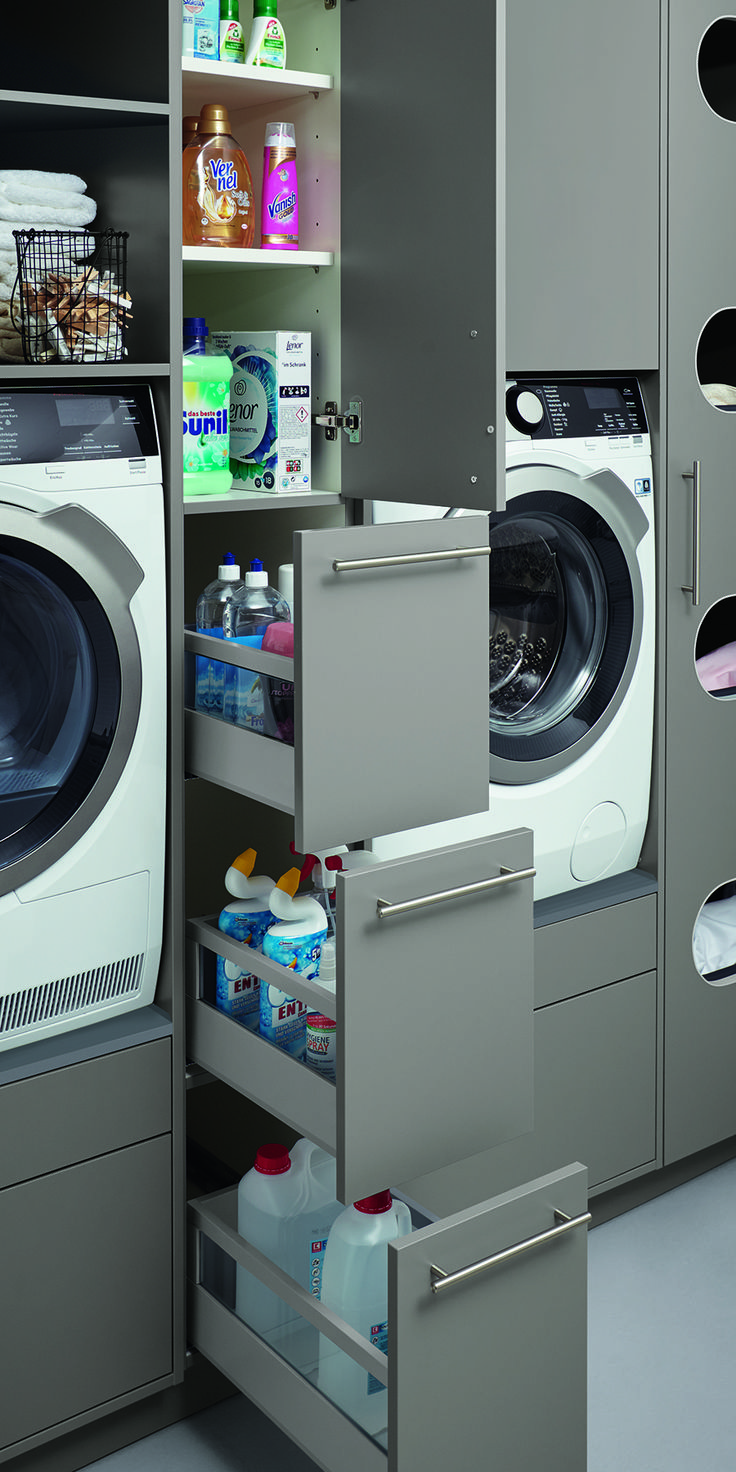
left=183, top=317, right=234, bottom=497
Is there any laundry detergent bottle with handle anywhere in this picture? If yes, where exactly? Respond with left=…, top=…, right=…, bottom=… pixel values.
left=260, top=868, right=327, bottom=1059
left=183, top=316, right=234, bottom=495
left=318, top=1192, right=413, bottom=1434
left=182, top=102, right=255, bottom=247
left=194, top=552, right=244, bottom=714
left=223, top=558, right=290, bottom=729
left=235, top=1137, right=343, bottom=1338
left=216, top=847, right=275, bottom=1029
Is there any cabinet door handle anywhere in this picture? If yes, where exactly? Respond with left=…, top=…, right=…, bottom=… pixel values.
left=376, top=865, right=536, bottom=920
left=332, top=546, right=491, bottom=573
left=429, top=1209, right=592, bottom=1295
left=681, top=460, right=701, bottom=607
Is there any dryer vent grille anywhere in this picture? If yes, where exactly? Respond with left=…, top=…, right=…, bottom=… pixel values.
left=0, top=954, right=145, bottom=1039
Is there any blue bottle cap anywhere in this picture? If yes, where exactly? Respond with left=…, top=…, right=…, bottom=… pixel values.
left=184, top=317, right=208, bottom=336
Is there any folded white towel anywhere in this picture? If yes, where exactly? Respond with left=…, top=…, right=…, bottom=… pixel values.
left=0, top=170, right=86, bottom=196
left=0, top=194, right=97, bottom=226
left=0, top=181, right=88, bottom=212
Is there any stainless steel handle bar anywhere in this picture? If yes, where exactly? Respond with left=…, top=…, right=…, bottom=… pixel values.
left=376, top=865, right=536, bottom=920
left=682, top=460, right=701, bottom=607
left=429, top=1209, right=592, bottom=1295
left=332, top=546, right=491, bottom=573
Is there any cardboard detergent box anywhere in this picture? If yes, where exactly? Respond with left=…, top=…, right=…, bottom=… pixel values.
left=210, top=330, right=311, bottom=492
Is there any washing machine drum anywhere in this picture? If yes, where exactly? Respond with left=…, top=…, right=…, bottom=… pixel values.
left=488, top=488, right=641, bottom=780
left=0, top=528, right=140, bottom=886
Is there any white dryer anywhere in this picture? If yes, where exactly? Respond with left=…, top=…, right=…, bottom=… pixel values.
left=0, top=385, right=166, bottom=1049
left=372, top=376, right=656, bottom=902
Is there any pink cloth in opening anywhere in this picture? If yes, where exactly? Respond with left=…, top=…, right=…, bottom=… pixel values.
left=261, top=621, right=294, bottom=657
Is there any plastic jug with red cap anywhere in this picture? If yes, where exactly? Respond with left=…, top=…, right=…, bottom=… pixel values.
left=235, top=1136, right=342, bottom=1339
left=318, top=1189, right=413, bottom=1432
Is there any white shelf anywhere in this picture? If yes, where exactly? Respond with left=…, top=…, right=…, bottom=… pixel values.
left=182, top=59, right=333, bottom=115
left=183, top=246, right=333, bottom=272
left=183, top=486, right=341, bottom=514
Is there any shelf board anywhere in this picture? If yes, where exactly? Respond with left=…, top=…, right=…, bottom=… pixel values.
left=184, top=487, right=341, bottom=514
left=0, top=363, right=170, bottom=380
left=0, top=91, right=169, bottom=126
left=182, top=59, right=333, bottom=114
left=183, top=246, right=333, bottom=272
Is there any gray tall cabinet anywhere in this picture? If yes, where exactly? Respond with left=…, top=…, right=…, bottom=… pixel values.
left=2, top=1, right=736, bottom=1470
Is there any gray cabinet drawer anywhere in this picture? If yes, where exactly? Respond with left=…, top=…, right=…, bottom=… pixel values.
left=187, top=831, right=534, bottom=1203
left=188, top=1162, right=588, bottom=1472
left=0, top=1038, right=171, bottom=1187
left=535, top=894, right=657, bottom=1007
left=398, top=971, right=657, bottom=1213
left=185, top=517, right=490, bottom=855
left=0, top=1135, right=172, bottom=1459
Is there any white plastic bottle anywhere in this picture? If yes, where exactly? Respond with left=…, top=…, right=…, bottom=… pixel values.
left=235, top=1137, right=342, bottom=1338
left=318, top=1191, right=413, bottom=1433
left=224, top=557, right=290, bottom=730
left=243, top=0, right=286, bottom=68
left=194, top=552, right=244, bottom=715
left=216, top=847, right=275, bottom=1030
left=260, top=867, right=328, bottom=1059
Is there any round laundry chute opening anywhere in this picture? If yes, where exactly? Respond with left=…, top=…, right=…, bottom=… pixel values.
left=696, top=309, right=736, bottom=411
left=697, top=18, right=736, bottom=122
left=694, top=597, right=736, bottom=698
left=693, top=881, right=736, bottom=985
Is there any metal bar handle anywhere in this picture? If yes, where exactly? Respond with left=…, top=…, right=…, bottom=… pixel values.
left=332, top=546, right=491, bottom=573
left=681, top=460, right=701, bottom=607
left=429, top=1209, right=592, bottom=1295
left=376, top=865, right=536, bottom=920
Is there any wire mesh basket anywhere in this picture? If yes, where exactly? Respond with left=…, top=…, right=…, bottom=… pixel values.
left=11, top=229, right=130, bottom=364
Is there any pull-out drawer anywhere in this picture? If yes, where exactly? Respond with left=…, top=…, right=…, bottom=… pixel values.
left=188, top=1162, right=588, bottom=1472
left=187, top=831, right=534, bottom=1203
left=185, top=517, right=490, bottom=854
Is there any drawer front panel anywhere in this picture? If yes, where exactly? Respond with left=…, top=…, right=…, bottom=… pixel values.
left=535, top=894, right=657, bottom=1007
left=0, top=1136, right=172, bottom=1454
left=0, top=1038, right=172, bottom=1187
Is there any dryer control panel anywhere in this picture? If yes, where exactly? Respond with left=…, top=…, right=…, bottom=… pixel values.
left=506, top=377, right=649, bottom=441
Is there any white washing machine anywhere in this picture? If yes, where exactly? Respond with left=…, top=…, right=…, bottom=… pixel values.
left=372, top=376, right=656, bottom=902
left=0, top=385, right=166, bottom=1049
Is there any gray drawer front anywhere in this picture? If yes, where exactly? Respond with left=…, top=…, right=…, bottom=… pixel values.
left=0, top=1136, right=172, bottom=1455
left=0, top=1038, right=171, bottom=1187
left=295, top=518, right=490, bottom=853
left=398, top=972, right=657, bottom=1212
left=535, top=894, right=657, bottom=1007
left=336, top=831, right=534, bottom=1201
left=389, top=1163, right=588, bottom=1472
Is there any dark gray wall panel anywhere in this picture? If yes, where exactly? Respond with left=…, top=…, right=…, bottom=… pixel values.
left=506, top=0, right=660, bottom=372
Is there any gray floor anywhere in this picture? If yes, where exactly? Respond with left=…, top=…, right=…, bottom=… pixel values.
left=81, top=1159, right=736, bottom=1471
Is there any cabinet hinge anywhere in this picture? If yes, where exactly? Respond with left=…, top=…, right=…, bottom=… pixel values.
left=313, top=398, right=362, bottom=443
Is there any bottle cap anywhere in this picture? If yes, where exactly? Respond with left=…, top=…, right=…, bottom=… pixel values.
left=231, top=847, right=256, bottom=877
left=277, top=563, right=294, bottom=613
left=198, top=103, right=233, bottom=137
left=276, top=867, right=301, bottom=900
left=220, top=0, right=240, bottom=16
left=246, top=556, right=268, bottom=589
left=264, top=120, right=295, bottom=148
left=253, top=0, right=278, bottom=15
left=182, top=117, right=199, bottom=147
left=218, top=551, right=241, bottom=580
left=354, top=1191, right=393, bottom=1214
left=183, top=316, right=208, bottom=338
left=254, top=1143, right=291, bottom=1175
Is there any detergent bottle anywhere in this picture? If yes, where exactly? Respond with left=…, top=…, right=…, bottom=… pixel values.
left=182, top=103, right=255, bottom=248
left=223, top=558, right=290, bottom=729
left=194, top=551, right=244, bottom=713
left=183, top=316, right=234, bottom=496
left=318, top=1191, right=413, bottom=1434
left=260, top=868, right=328, bottom=1059
left=235, top=1135, right=342, bottom=1338
left=244, top=0, right=286, bottom=68
left=216, top=847, right=275, bottom=1030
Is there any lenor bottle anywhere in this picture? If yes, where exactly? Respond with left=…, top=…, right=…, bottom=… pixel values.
left=262, top=121, right=298, bottom=250
left=183, top=316, right=234, bottom=495
left=183, top=102, right=255, bottom=248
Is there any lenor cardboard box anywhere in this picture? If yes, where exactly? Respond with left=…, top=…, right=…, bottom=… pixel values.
left=211, top=331, right=311, bottom=492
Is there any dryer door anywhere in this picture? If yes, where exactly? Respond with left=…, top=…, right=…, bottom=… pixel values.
left=0, top=503, right=143, bottom=896
left=490, top=464, right=651, bottom=784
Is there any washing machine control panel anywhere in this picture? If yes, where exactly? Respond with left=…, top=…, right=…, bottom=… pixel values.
left=506, top=377, right=648, bottom=441
left=0, top=385, right=159, bottom=466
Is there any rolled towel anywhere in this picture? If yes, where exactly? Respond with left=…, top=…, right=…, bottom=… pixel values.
left=0, top=170, right=87, bottom=197
left=0, top=195, right=97, bottom=226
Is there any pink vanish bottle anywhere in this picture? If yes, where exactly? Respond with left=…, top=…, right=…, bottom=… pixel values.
left=262, top=121, right=299, bottom=250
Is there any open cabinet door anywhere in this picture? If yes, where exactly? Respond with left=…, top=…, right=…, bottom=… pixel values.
left=340, top=0, right=506, bottom=513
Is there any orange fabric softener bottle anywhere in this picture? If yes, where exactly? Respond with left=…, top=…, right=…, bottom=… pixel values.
left=183, top=103, right=255, bottom=248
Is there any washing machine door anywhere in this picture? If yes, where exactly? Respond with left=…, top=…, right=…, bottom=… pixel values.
left=489, top=462, right=650, bottom=784
left=0, top=501, right=143, bottom=896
